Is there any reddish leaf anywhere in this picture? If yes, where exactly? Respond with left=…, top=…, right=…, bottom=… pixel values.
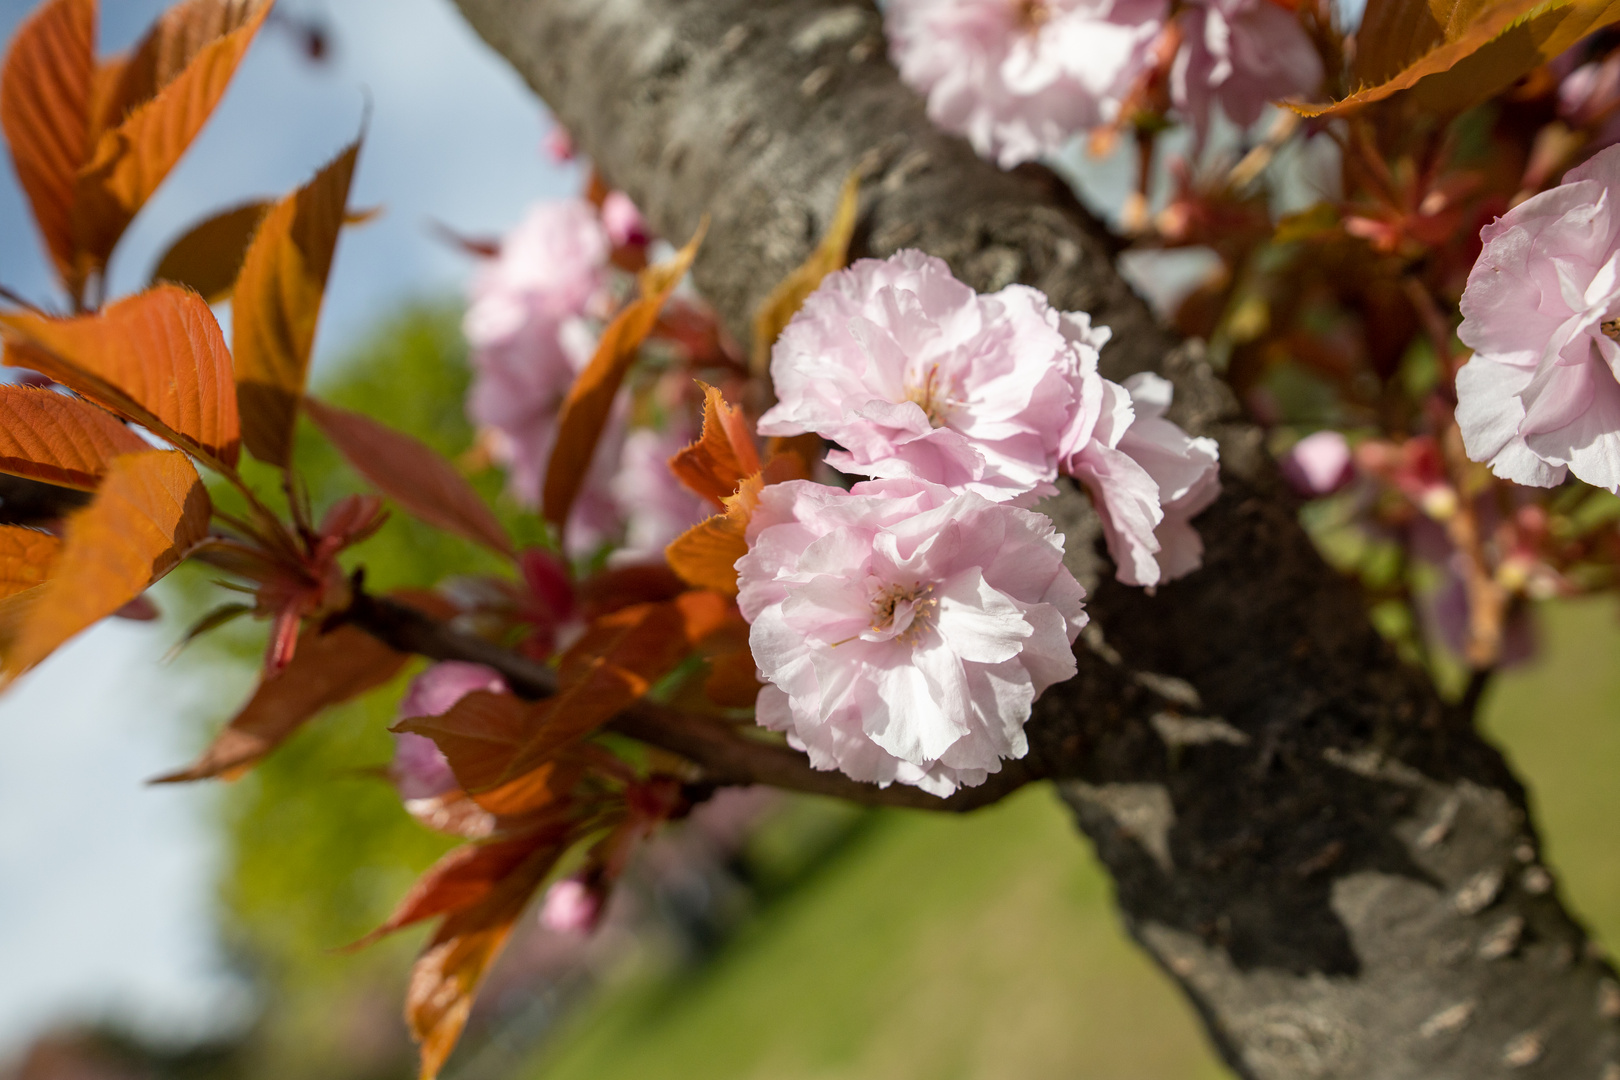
left=1298, top=0, right=1620, bottom=115
left=356, top=831, right=565, bottom=946
left=666, top=473, right=763, bottom=597
left=0, top=286, right=241, bottom=467
left=3, top=449, right=208, bottom=677
left=302, top=396, right=515, bottom=558
left=704, top=647, right=763, bottom=709
left=149, top=198, right=270, bottom=302
left=0, top=525, right=60, bottom=599
left=92, top=0, right=265, bottom=138
left=406, top=844, right=562, bottom=1080
left=234, top=139, right=360, bottom=467
left=154, top=622, right=409, bottom=782
left=542, top=221, right=706, bottom=529
left=751, top=170, right=860, bottom=375
left=395, top=690, right=530, bottom=794
left=503, top=591, right=731, bottom=779
left=666, top=453, right=809, bottom=596
left=404, top=594, right=730, bottom=800
left=0, top=0, right=95, bottom=293
left=0, top=385, right=147, bottom=490
left=668, top=383, right=761, bottom=507
left=72, top=0, right=273, bottom=273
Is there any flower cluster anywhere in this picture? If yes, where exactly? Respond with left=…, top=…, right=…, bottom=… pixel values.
left=744, top=251, right=1219, bottom=793
left=738, top=478, right=1088, bottom=795
left=464, top=194, right=709, bottom=559
left=1456, top=143, right=1620, bottom=494
left=884, top=0, right=1321, bottom=166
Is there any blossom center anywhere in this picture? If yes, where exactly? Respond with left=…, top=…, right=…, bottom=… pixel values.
left=1012, top=0, right=1052, bottom=31
left=1602, top=318, right=1620, bottom=343
left=904, top=364, right=957, bottom=428
left=866, top=581, right=939, bottom=646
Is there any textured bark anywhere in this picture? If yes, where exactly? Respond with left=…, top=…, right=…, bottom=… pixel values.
left=446, top=0, right=1620, bottom=1075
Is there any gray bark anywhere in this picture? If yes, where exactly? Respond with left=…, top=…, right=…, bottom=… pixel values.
left=444, top=0, right=1620, bottom=1075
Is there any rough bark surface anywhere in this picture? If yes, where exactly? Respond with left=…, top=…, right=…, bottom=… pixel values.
left=447, top=0, right=1620, bottom=1075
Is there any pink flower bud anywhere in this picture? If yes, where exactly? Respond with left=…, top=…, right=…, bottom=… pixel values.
left=539, top=877, right=602, bottom=935
left=1279, top=430, right=1353, bottom=496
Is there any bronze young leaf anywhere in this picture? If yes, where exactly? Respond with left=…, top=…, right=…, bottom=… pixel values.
left=234, top=138, right=362, bottom=467
left=0, top=285, right=241, bottom=468
left=0, top=385, right=148, bottom=491
left=2, top=449, right=208, bottom=677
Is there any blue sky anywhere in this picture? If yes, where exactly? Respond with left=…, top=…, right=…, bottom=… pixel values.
left=0, top=0, right=575, bottom=1055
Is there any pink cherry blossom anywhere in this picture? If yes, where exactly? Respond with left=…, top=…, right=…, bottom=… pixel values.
left=1170, top=0, right=1323, bottom=137
left=1456, top=144, right=1620, bottom=493
left=608, top=426, right=711, bottom=566
left=737, top=477, right=1087, bottom=796
left=1280, top=430, right=1354, bottom=496
left=1061, top=359, right=1220, bottom=585
left=464, top=198, right=627, bottom=550
left=392, top=662, right=508, bottom=800
left=885, top=0, right=1167, bottom=167
left=757, top=250, right=1096, bottom=502
left=464, top=199, right=611, bottom=501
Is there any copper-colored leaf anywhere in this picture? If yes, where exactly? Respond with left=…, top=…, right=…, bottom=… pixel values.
left=92, top=0, right=264, bottom=138
left=302, top=396, right=515, bottom=558
left=356, top=832, right=563, bottom=946
left=405, top=595, right=728, bottom=799
left=503, top=592, right=729, bottom=779
left=0, top=0, right=95, bottom=292
left=72, top=0, right=272, bottom=272
left=0, top=525, right=60, bottom=599
left=542, top=220, right=706, bottom=529
left=669, top=383, right=761, bottom=507
left=0, top=385, right=146, bottom=490
left=751, top=170, right=860, bottom=375
left=149, top=198, right=269, bottom=302
left=396, top=690, right=531, bottom=794
left=234, top=140, right=360, bottom=466
left=666, top=471, right=770, bottom=597
left=0, top=286, right=241, bottom=467
left=406, top=844, right=561, bottom=1080
left=704, top=647, right=763, bottom=708
left=154, top=622, right=408, bottom=782
left=4, top=449, right=208, bottom=677
left=1297, top=0, right=1620, bottom=116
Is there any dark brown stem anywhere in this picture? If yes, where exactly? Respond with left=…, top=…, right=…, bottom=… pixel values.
left=344, top=591, right=1047, bottom=811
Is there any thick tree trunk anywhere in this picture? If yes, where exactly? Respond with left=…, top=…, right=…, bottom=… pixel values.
left=444, top=0, right=1620, bottom=1075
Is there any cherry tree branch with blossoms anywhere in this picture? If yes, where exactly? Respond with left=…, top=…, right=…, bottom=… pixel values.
left=441, top=0, right=1620, bottom=1075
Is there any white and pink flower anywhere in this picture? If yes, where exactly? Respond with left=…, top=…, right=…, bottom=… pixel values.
left=465, top=198, right=613, bottom=507
left=885, top=0, right=1167, bottom=167
left=758, top=250, right=1096, bottom=502
left=1169, top=0, right=1323, bottom=138
left=737, top=478, right=1087, bottom=796
left=1456, top=144, right=1620, bottom=493
left=763, top=250, right=1219, bottom=585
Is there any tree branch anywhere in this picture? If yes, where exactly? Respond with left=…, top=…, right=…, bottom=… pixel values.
left=441, top=1, right=1620, bottom=1074
left=344, top=591, right=1050, bottom=811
